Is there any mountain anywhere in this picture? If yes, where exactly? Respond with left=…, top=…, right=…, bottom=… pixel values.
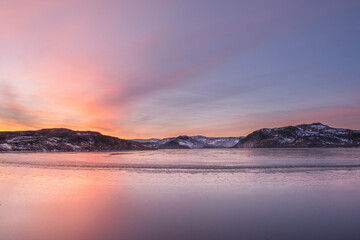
left=0, top=128, right=147, bottom=152
left=132, top=135, right=243, bottom=149
left=0, top=123, right=359, bottom=152
left=233, top=123, right=360, bottom=148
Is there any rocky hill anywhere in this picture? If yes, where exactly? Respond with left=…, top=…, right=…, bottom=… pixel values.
left=233, top=123, right=360, bottom=148
left=0, top=128, right=147, bottom=152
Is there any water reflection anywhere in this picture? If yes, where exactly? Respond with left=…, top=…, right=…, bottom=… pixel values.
left=0, top=167, right=129, bottom=240
left=1, top=149, right=360, bottom=239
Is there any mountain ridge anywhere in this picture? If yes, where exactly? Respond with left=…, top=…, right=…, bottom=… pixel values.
left=233, top=122, right=360, bottom=148
left=0, top=123, right=359, bottom=152
left=0, top=128, right=147, bottom=152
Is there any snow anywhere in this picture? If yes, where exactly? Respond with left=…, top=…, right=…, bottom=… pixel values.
left=133, top=136, right=243, bottom=149
left=0, top=143, right=12, bottom=150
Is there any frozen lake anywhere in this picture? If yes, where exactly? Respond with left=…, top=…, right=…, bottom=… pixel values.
left=1, top=149, right=360, bottom=239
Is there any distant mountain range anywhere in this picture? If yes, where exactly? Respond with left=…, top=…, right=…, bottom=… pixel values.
left=132, top=135, right=243, bottom=149
left=0, top=123, right=359, bottom=152
left=132, top=123, right=360, bottom=149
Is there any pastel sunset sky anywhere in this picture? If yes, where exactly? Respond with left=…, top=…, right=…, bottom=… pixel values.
left=1, top=0, right=360, bottom=138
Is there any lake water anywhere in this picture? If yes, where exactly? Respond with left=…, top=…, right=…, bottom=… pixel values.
left=1, top=149, right=360, bottom=240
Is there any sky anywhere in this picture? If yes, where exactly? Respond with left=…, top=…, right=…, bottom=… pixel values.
left=0, top=0, right=360, bottom=138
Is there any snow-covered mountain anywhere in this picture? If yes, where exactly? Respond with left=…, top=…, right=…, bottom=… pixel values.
left=132, top=135, right=243, bottom=149
left=233, top=123, right=360, bottom=148
left=0, top=128, right=147, bottom=152
left=0, top=123, right=359, bottom=152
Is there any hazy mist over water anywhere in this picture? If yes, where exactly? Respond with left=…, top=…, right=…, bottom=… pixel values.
left=1, top=149, right=360, bottom=240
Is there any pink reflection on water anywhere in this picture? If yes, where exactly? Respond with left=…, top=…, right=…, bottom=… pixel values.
left=0, top=166, right=131, bottom=240
left=2, top=150, right=360, bottom=240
